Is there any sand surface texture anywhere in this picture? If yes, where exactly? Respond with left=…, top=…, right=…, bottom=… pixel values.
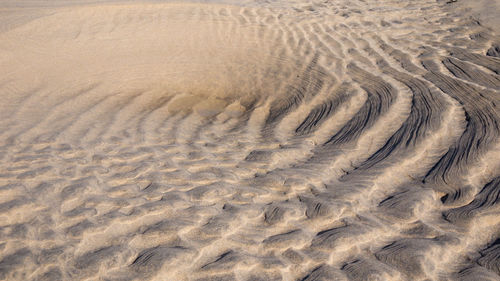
left=0, top=0, right=500, bottom=280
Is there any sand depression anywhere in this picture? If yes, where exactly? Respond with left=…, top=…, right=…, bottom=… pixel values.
left=0, top=0, right=499, bottom=280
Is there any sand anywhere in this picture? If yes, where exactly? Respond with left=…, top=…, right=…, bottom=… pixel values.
left=0, top=0, right=499, bottom=280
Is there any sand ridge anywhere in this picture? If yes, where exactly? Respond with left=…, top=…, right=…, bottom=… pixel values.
left=0, top=0, right=499, bottom=280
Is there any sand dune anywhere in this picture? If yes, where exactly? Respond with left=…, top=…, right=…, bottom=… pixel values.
left=0, top=0, right=499, bottom=280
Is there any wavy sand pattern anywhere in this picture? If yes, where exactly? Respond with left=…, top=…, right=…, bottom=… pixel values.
left=0, top=0, right=499, bottom=280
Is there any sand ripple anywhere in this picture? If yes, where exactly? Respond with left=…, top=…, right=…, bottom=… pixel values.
left=0, top=0, right=499, bottom=280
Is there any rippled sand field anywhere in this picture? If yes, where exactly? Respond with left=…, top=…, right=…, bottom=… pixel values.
left=0, top=0, right=499, bottom=280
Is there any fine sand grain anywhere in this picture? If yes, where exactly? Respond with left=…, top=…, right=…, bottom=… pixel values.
left=0, top=0, right=499, bottom=280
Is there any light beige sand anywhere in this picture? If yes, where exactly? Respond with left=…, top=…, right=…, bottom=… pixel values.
left=0, top=0, right=499, bottom=280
